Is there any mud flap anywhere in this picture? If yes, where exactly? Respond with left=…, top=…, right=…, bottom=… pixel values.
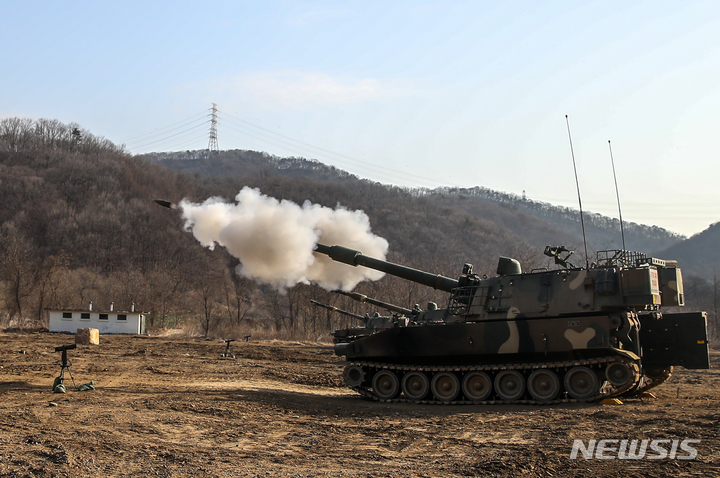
left=640, top=312, right=710, bottom=370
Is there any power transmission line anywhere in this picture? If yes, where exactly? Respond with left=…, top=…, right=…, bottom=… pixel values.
left=122, top=112, right=208, bottom=144
left=127, top=122, right=208, bottom=151
left=122, top=105, right=453, bottom=186
left=218, top=110, right=454, bottom=187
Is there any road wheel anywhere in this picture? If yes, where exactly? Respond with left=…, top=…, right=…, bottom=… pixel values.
left=564, top=366, right=599, bottom=400
left=494, top=370, right=526, bottom=401
left=372, top=370, right=400, bottom=400
left=431, top=372, right=460, bottom=402
left=462, top=372, right=492, bottom=401
left=401, top=371, right=430, bottom=401
left=527, top=369, right=560, bottom=401
left=606, top=362, right=633, bottom=388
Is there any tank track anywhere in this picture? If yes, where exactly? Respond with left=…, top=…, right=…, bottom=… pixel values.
left=345, top=353, right=642, bottom=405
left=633, top=366, right=673, bottom=395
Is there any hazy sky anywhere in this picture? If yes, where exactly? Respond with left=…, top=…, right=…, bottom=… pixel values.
left=2, top=1, right=718, bottom=237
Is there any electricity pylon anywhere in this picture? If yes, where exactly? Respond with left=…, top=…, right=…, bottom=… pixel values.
left=207, top=103, right=219, bottom=152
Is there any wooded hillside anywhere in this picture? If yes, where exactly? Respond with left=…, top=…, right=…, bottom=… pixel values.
left=656, top=222, right=720, bottom=278
left=148, top=149, right=684, bottom=255
left=1, top=118, right=715, bottom=341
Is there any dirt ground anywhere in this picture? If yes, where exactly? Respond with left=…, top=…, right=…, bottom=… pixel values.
left=0, top=331, right=717, bottom=478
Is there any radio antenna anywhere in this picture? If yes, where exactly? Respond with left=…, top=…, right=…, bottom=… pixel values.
left=607, top=140, right=627, bottom=252
left=565, top=115, right=589, bottom=268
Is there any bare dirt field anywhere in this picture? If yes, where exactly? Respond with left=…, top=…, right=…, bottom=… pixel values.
left=0, top=331, right=718, bottom=478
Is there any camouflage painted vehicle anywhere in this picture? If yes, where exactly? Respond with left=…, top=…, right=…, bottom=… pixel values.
left=314, top=243, right=710, bottom=404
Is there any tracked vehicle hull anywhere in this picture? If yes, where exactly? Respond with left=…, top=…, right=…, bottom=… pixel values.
left=334, top=311, right=708, bottom=403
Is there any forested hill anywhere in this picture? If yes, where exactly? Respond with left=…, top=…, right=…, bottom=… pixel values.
left=1, top=117, right=711, bottom=338
left=148, top=150, right=360, bottom=183
left=423, top=187, right=684, bottom=254
left=143, top=149, right=684, bottom=255
left=655, top=222, right=720, bottom=278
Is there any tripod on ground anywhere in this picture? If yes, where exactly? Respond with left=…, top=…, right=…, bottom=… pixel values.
left=54, top=344, right=78, bottom=391
left=220, top=339, right=236, bottom=358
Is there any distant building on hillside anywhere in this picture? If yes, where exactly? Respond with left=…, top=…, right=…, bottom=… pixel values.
left=47, top=303, right=146, bottom=334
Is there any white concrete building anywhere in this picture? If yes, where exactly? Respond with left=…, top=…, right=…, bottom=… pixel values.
left=48, top=303, right=146, bottom=334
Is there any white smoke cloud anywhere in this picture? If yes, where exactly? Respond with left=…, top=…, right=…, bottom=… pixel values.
left=179, top=187, right=388, bottom=291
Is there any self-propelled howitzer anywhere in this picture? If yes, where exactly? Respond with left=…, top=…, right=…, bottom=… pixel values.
left=314, top=243, right=710, bottom=404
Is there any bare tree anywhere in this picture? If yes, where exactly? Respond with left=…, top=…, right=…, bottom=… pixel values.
left=33, top=254, right=68, bottom=321
left=0, top=224, right=36, bottom=319
left=221, top=269, right=254, bottom=327
left=260, top=286, right=287, bottom=332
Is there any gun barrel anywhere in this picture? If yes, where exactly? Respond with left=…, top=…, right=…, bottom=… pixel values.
left=333, top=290, right=414, bottom=316
left=310, top=299, right=366, bottom=321
left=153, top=199, right=176, bottom=209
left=314, top=244, right=458, bottom=292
